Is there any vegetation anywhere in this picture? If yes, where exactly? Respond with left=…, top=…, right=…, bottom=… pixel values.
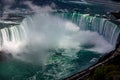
left=87, top=55, right=120, bottom=80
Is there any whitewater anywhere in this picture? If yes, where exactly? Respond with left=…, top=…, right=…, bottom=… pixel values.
left=0, top=12, right=120, bottom=80
left=0, top=13, right=116, bottom=64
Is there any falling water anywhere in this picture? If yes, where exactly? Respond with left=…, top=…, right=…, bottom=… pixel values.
left=0, top=12, right=120, bottom=80
left=54, top=12, right=120, bottom=47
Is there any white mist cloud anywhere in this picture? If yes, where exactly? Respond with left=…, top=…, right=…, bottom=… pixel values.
left=7, top=13, right=113, bottom=65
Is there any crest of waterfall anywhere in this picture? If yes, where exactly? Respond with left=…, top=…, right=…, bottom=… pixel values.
left=0, top=24, right=26, bottom=53
left=0, top=12, right=119, bottom=55
left=54, top=12, right=120, bottom=47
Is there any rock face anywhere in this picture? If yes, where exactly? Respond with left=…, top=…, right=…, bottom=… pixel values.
left=0, top=51, right=12, bottom=61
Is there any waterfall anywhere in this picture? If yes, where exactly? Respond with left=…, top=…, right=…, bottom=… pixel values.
left=0, top=12, right=119, bottom=80
left=0, top=24, right=25, bottom=52
left=0, top=12, right=119, bottom=54
left=54, top=12, right=120, bottom=47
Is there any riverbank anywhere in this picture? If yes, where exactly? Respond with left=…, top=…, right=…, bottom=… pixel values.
left=65, top=43, right=120, bottom=80
left=64, top=36, right=120, bottom=80
left=86, top=46, right=120, bottom=80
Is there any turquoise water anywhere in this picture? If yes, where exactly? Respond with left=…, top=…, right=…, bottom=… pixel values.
left=0, top=0, right=120, bottom=79
left=0, top=50, right=100, bottom=80
left=0, top=12, right=119, bottom=80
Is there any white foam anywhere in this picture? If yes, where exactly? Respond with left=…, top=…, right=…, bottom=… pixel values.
left=1, top=13, right=114, bottom=65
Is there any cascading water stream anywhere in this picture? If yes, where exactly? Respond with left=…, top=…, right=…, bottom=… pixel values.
left=54, top=12, right=120, bottom=47
left=0, top=25, right=25, bottom=53
left=0, top=12, right=120, bottom=80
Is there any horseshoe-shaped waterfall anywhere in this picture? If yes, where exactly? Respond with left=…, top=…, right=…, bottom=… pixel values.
left=0, top=12, right=120, bottom=80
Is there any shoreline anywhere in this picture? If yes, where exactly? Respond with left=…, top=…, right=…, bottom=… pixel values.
left=65, top=44, right=120, bottom=80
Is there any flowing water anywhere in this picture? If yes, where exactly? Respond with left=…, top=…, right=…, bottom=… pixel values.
left=0, top=12, right=120, bottom=80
